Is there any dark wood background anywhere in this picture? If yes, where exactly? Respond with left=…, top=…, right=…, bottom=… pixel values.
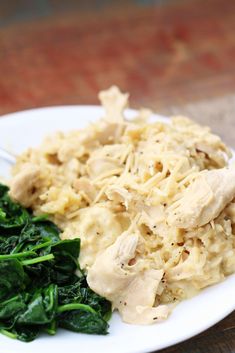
left=1, top=0, right=235, bottom=115
left=0, top=1, right=235, bottom=352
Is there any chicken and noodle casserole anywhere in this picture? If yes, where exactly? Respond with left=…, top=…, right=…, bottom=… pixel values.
left=9, top=87, right=235, bottom=325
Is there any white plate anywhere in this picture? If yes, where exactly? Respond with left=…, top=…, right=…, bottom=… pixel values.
left=0, top=106, right=234, bottom=353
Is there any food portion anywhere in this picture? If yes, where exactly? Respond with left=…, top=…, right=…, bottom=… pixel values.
left=9, top=86, right=235, bottom=325
left=167, top=167, right=235, bottom=228
left=0, top=184, right=111, bottom=342
left=87, top=230, right=169, bottom=324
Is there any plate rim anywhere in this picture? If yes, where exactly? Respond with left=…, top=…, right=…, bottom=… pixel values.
left=0, top=105, right=234, bottom=353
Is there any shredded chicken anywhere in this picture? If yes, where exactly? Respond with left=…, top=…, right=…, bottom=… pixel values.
left=9, top=86, right=235, bottom=326
left=168, top=167, right=235, bottom=228
left=9, top=164, right=41, bottom=207
left=87, top=230, right=169, bottom=324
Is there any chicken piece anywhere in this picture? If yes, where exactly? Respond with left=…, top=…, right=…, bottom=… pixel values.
left=73, top=177, right=97, bottom=202
left=87, top=157, right=122, bottom=179
left=225, top=203, right=235, bottom=223
left=9, top=164, right=41, bottom=208
left=87, top=230, right=169, bottom=324
left=105, top=185, right=132, bottom=209
left=98, top=86, right=129, bottom=122
left=87, top=143, right=127, bottom=179
left=166, top=247, right=207, bottom=281
left=167, top=167, right=235, bottom=229
left=195, top=142, right=229, bottom=167
left=118, top=269, right=169, bottom=324
left=95, top=121, right=125, bottom=145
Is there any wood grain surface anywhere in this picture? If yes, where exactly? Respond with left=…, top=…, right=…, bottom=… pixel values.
left=0, top=1, right=235, bottom=352
left=0, top=0, right=235, bottom=115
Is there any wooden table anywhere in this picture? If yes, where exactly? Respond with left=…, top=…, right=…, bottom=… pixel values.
left=0, top=0, right=235, bottom=352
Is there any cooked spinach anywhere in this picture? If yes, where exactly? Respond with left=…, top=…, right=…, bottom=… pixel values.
left=0, top=184, right=111, bottom=342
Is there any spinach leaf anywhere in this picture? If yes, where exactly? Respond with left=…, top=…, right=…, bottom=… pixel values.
left=0, top=189, right=30, bottom=231
left=12, top=325, right=40, bottom=342
left=31, top=221, right=61, bottom=243
left=49, top=239, right=80, bottom=284
left=17, top=284, right=58, bottom=325
left=0, top=259, right=26, bottom=301
left=0, top=235, right=19, bottom=254
left=14, top=221, right=60, bottom=253
left=0, top=184, right=9, bottom=197
left=0, top=294, right=27, bottom=319
left=58, top=309, right=109, bottom=335
left=58, top=278, right=112, bottom=320
left=0, top=183, right=112, bottom=342
left=58, top=280, right=83, bottom=305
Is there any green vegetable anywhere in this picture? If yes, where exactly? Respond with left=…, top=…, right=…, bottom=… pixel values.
left=59, top=309, right=109, bottom=335
left=0, top=185, right=30, bottom=231
left=0, top=259, right=26, bottom=301
left=0, top=183, right=111, bottom=342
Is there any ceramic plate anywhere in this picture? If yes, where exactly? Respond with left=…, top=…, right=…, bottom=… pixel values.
left=0, top=106, right=234, bottom=353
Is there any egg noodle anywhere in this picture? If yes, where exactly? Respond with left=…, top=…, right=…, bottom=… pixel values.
left=10, top=87, right=235, bottom=324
